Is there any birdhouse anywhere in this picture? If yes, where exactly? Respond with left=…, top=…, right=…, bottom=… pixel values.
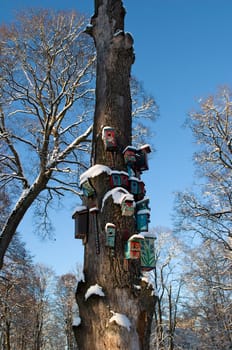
left=135, top=144, right=151, bottom=172
left=120, top=194, right=135, bottom=216
left=129, top=177, right=140, bottom=195
left=136, top=197, right=150, bottom=211
left=81, top=179, right=95, bottom=197
left=72, top=206, right=88, bottom=240
left=120, top=172, right=129, bottom=189
left=110, top=171, right=122, bottom=188
left=140, top=144, right=151, bottom=154
left=129, top=178, right=146, bottom=201
left=102, top=126, right=117, bottom=151
left=123, top=146, right=137, bottom=166
left=105, top=223, right=116, bottom=248
left=136, top=209, right=150, bottom=232
left=136, top=181, right=146, bottom=201
left=140, top=232, right=156, bottom=271
left=124, top=234, right=144, bottom=259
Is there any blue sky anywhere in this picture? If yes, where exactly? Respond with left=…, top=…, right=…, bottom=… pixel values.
left=1, top=0, right=232, bottom=275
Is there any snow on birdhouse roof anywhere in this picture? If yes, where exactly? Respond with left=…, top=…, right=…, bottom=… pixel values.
left=137, top=209, right=150, bottom=215
left=89, top=206, right=99, bottom=213
left=105, top=223, right=116, bottom=229
left=109, top=311, right=131, bottom=332
left=128, top=234, right=144, bottom=241
left=123, top=145, right=137, bottom=153
left=80, top=164, right=112, bottom=185
left=101, top=187, right=134, bottom=210
left=85, top=284, right=105, bottom=301
left=72, top=205, right=88, bottom=217
left=139, top=144, right=152, bottom=153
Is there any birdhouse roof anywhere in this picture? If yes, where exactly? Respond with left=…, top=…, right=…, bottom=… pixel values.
left=80, top=164, right=112, bottom=185
left=128, top=234, right=144, bottom=241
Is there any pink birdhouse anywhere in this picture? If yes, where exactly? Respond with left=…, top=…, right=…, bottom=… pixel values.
left=102, top=126, right=117, bottom=151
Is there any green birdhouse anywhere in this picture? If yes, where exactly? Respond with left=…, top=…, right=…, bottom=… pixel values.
left=140, top=232, right=156, bottom=271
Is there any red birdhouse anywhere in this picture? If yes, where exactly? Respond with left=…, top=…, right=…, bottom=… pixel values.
left=110, top=171, right=122, bottom=188
left=123, top=146, right=137, bottom=165
left=124, top=234, right=144, bottom=259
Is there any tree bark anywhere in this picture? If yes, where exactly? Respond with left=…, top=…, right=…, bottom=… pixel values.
left=74, top=1, right=156, bottom=349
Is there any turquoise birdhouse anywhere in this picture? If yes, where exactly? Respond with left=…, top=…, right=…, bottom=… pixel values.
left=105, top=223, right=116, bottom=248
left=81, top=179, right=95, bottom=197
left=136, top=209, right=150, bottom=232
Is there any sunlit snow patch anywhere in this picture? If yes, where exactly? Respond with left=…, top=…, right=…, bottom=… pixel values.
left=85, top=284, right=105, bottom=301
left=109, top=311, right=131, bottom=331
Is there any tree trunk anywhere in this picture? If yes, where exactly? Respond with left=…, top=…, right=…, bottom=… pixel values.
left=74, top=1, right=156, bottom=349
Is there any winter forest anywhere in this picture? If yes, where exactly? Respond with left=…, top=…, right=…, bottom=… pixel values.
left=0, top=2, right=231, bottom=350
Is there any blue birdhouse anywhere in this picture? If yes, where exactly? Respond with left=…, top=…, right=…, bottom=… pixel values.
left=140, top=232, right=156, bottom=271
left=105, top=223, right=116, bottom=248
left=136, top=209, right=150, bottom=232
left=72, top=206, right=88, bottom=240
left=102, top=126, right=117, bottom=151
left=124, top=234, right=144, bottom=259
left=110, top=171, right=122, bottom=188
left=129, top=177, right=140, bottom=195
left=120, top=172, right=129, bottom=189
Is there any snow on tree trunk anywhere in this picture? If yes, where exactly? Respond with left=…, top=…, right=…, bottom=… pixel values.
left=74, top=1, right=156, bottom=349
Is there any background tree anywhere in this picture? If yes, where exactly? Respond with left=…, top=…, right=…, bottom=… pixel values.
left=173, top=87, right=232, bottom=349
left=175, top=87, right=232, bottom=257
left=179, top=240, right=232, bottom=349
left=151, top=227, right=184, bottom=350
left=55, top=273, right=78, bottom=350
left=0, top=235, right=37, bottom=350
left=0, top=9, right=95, bottom=268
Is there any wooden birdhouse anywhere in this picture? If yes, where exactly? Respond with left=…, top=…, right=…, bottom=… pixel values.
left=72, top=206, right=88, bottom=240
left=120, top=194, right=135, bottom=216
left=129, top=177, right=140, bottom=195
left=129, top=178, right=146, bottom=201
left=136, top=181, right=146, bottom=201
left=135, top=144, right=151, bottom=172
left=123, top=146, right=137, bottom=165
left=136, top=209, right=150, bottom=232
left=124, top=234, right=144, bottom=259
left=110, top=171, right=122, bottom=188
left=102, top=126, right=117, bottom=151
left=140, top=232, right=156, bottom=271
left=105, top=223, right=116, bottom=248
left=120, top=172, right=129, bottom=188
left=136, top=197, right=150, bottom=211
left=81, top=179, right=95, bottom=197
